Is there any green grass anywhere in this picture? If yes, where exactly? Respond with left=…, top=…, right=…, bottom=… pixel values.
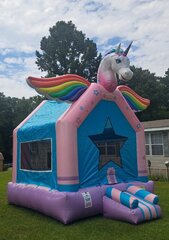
left=0, top=170, right=169, bottom=240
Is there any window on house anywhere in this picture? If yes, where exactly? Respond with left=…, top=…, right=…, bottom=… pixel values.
left=145, top=134, right=150, bottom=155
left=20, top=139, right=52, bottom=171
left=145, top=133, right=164, bottom=156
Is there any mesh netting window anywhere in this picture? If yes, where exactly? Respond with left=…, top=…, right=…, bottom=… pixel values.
left=96, top=140, right=125, bottom=168
left=21, top=139, right=52, bottom=171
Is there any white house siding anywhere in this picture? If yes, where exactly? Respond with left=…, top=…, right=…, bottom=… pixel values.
left=142, top=120, right=169, bottom=177
left=146, top=155, right=169, bottom=169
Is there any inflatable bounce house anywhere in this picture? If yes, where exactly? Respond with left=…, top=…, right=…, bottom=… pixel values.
left=8, top=42, right=162, bottom=224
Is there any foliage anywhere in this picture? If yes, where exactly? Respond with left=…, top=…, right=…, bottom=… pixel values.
left=127, top=66, right=169, bottom=121
left=0, top=94, right=43, bottom=162
left=0, top=170, right=169, bottom=240
left=159, top=69, right=169, bottom=111
left=36, top=21, right=102, bottom=82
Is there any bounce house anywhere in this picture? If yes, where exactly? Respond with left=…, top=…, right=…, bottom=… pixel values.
left=8, top=42, right=162, bottom=224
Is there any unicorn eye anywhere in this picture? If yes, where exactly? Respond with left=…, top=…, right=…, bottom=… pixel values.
left=115, top=59, right=122, bottom=64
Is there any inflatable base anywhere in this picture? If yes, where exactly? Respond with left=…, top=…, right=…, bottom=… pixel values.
left=7, top=181, right=160, bottom=224
left=7, top=182, right=103, bottom=224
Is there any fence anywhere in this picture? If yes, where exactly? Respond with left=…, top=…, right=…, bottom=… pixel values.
left=0, top=153, right=4, bottom=171
left=147, top=167, right=169, bottom=180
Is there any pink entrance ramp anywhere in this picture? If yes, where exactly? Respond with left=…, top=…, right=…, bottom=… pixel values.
left=103, top=185, right=161, bottom=224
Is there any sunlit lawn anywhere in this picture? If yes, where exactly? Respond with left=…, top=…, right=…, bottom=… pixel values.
left=0, top=170, right=169, bottom=240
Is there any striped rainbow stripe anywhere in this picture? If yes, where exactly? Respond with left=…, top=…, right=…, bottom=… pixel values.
left=118, top=85, right=150, bottom=112
left=27, top=74, right=91, bottom=102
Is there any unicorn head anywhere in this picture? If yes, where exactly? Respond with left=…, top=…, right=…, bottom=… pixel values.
left=97, top=42, right=133, bottom=92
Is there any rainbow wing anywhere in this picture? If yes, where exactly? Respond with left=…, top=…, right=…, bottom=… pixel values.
left=27, top=74, right=91, bottom=102
left=118, top=85, right=150, bottom=112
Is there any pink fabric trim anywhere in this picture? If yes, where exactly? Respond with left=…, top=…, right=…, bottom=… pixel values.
left=136, top=131, right=147, bottom=176
left=107, top=168, right=117, bottom=184
left=138, top=202, right=151, bottom=220
left=144, top=194, right=156, bottom=203
left=111, top=188, right=121, bottom=203
left=57, top=179, right=79, bottom=185
left=138, top=198, right=157, bottom=219
left=127, top=185, right=140, bottom=195
left=129, top=196, right=137, bottom=208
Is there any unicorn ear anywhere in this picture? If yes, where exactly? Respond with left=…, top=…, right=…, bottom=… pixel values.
left=116, top=43, right=121, bottom=54
left=123, top=41, right=133, bottom=56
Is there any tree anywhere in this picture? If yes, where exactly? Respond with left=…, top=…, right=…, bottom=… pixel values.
left=127, top=66, right=169, bottom=121
left=12, top=95, right=43, bottom=127
left=0, top=93, right=43, bottom=163
left=35, top=21, right=102, bottom=82
left=0, top=93, right=14, bottom=162
left=159, top=68, right=169, bottom=111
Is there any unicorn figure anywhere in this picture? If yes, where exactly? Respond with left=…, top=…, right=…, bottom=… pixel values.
left=97, top=42, right=133, bottom=92
left=27, top=42, right=149, bottom=111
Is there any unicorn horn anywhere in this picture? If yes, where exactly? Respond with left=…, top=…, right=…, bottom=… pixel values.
left=123, top=41, right=133, bottom=56
left=116, top=43, right=121, bottom=54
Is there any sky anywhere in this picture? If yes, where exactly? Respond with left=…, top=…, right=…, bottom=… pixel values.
left=0, top=0, right=169, bottom=98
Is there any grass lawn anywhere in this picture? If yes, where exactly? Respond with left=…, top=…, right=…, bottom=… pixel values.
left=0, top=170, right=169, bottom=240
